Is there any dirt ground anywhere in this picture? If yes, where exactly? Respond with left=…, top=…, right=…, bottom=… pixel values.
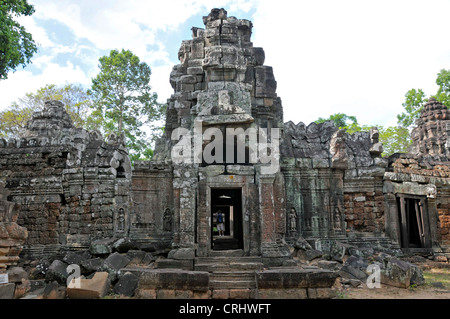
left=338, top=259, right=450, bottom=299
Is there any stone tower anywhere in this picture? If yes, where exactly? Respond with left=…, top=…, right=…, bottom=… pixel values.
left=410, top=97, right=450, bottom=158
left=135, top=8, right=289, bottom=264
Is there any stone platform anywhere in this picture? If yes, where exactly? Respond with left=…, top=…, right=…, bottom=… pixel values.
left=127, top=253, right=338, bottom=299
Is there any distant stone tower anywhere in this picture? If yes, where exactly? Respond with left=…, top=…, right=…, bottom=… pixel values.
left=410, top=97, right=450, bottom=158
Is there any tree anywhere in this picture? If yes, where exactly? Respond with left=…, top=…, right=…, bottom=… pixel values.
left=0, top=0, right=38, bottom=79
left=397, top=88, right=427, bottom=129
left=316, top=113, right=358, bottom=129
left=378, top=126, right=411, bottom=156
left=89, top=49, right=166, bottom=162
left=435, top=68, right=450, bottom=107
left=398, top=69, right=450, bottom=129
left=0, top=83, right=96, bottom=138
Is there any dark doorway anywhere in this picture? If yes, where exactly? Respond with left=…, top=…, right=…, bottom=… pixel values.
left=211, top=188, right=243, bottom=250
left=396, top=195, right=428, bottom=248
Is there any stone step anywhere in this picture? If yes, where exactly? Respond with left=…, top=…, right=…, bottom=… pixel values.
left=195, top=262, right=263, bottom=272
left=195, top=256, right=262, bottom=264
left=210, top=280, right=256, bottom=289
left=211, top=271, right=256, bottom=282
left=209, top=249, right=244, bottom=257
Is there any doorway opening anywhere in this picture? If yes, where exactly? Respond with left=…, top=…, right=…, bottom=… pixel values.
left=211, top=188, right=243, bottom=250
left=396, top=195, right=428, bottom=248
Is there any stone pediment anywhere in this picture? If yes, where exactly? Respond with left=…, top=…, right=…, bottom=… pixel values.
left=195, top=88, right=253, bottom=125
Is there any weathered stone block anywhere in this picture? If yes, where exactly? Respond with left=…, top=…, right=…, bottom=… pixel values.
left=113, top=271, right=139, bottom=297
left=0, top=283, right=15, bottom=299
left=45, top=260, right=68, bottom=285
left=138, top=269, right=209, bottom=292
left=67, top=272, right=110, bottom=299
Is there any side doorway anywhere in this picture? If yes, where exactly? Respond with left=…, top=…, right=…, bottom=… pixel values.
left=396, top=194, right=431, bottom=249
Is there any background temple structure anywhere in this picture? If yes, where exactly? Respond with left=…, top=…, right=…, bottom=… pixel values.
left=0, top=8, right=448, bottom=298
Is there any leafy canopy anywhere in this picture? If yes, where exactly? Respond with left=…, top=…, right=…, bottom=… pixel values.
left=0, top=83, right=96, bottom=138
left=316, top=112, right=358, bottom=129
left=398, top=69, right=450, bottom=129
left=89, top=49, right=166, bottom=162
left=0, top=0, right=38, bottom=79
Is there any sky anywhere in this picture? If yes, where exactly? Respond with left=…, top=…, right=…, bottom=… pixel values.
left=1, top=0, right=450, bottom=128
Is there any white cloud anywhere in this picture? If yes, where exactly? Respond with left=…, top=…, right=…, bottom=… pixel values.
left=0, top=62, right=90, bottom=108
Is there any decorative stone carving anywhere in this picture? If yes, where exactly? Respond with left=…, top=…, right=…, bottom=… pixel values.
left=288, top=207, right=297, bottom=232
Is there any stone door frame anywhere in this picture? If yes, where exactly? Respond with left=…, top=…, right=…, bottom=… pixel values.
left=196, top=175, right=254, bottom=257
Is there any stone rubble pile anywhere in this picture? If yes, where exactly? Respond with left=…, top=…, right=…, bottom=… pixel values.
left=1, top=236, right=170, bottom=299
left=291, top=237, right=426, bottom=290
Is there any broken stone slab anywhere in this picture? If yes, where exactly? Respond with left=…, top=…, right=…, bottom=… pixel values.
left=81, top=257, right=103, bottom=275
left=43, top=281, right=67, bottom=299
left=113, top=271, right=139, bottom=297
left=45, top=260, right=68, bottom=285
left=339, top=265, right=368, bottom=281
left=14, top=279, right=31, bottom=299
left=167, top=248, right=195, bottom=260
left=0, top=283, right=15, bottom=299
left=63, top=251, right=89, bottom=266
left=317, top=260, right=342, bottom=271
left=297, top=249, right=323, bottom=262
left=345, top=255, right=369, bottom=271
left=89, top=237, right=116, bottom=255
left=294, top=237, right=313, bottom=251
left=126, top=250, right=154, bottom=265
left=67, top=272, right=110, bottom=299
left=7, top=266, right=28, bottom=283
left=341, top=278, right=362, bottom=288
left=101, top=252, right=130, bottom=282
left=329, top=242, right=352, bottom=263
left=348, top=247, right=374, bottom=258
left=112, top=237, right=139, bottom=253
left=380, top=259, right=424, bottom=288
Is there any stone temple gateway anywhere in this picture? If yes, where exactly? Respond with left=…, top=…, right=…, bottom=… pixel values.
left=0, top=8, right=449, bottom=298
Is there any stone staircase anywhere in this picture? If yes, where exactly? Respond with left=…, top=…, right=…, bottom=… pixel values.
left=195, top=251, right=263, bottom=290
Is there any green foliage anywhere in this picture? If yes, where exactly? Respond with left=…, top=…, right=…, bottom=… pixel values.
left=398, top=69, right=450, bottom=129
left=0, top=83, right=96, bottom=138
left=316, top=113, right=358, bottom=129
left=435, top=69, right=450, bottom=107
left=89, top=49, right=166, bottom=161
left=0, top=102, right=32, bottom=138
left=397, top=88, right=427, bottom=129
left=0, top=0, right=38, bottom=79
left=378, top=125, right=411, bottom=156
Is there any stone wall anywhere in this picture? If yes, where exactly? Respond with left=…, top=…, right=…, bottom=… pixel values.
left=281, top=121, right=386, bottom=246
left=130, top=161, right=173, bottom=249
left=0, top=101, right=132, bottom=258
left=0, top=184, right=27, bottom=271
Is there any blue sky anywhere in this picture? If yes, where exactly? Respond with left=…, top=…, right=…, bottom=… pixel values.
left=1, top=0, right=450, bottom=128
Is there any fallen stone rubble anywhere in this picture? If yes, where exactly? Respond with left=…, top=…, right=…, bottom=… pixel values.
left=291, top=237, right=429, bottom=290
left=0, top=234, right=446, bottom=299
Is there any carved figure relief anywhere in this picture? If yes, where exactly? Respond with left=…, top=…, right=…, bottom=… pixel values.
left=163, top=207, right=172, bottom=232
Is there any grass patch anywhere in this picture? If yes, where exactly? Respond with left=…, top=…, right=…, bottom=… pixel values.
left=423, top=268, right=450, bottom=289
